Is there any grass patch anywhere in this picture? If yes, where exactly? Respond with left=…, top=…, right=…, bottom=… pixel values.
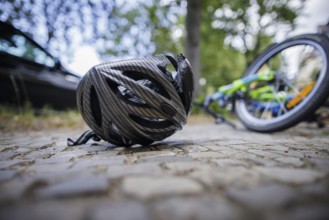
left=0, top=104, right=85, bottom=132
left=0, top=103, right=239, bottom=132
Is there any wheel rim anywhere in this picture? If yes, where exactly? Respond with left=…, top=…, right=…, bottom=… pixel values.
left=236, top=39, right=328, bottom=126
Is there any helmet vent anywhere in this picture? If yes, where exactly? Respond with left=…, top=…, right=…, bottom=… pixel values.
left=129, top=114, right=174, bottom=129
left=90, top=86, right=102, bottom=127
left=118, top=85, right=146, bottom=105
left=165, top=55, right=178, bottom=70
left=108, top=122, right=124, bottom=144
left=123, top=71, right=171, bottom=100
left=106, top=78, right=149, bottom=107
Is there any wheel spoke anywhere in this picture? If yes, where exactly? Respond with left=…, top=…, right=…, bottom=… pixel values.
left=237, top=35, right=328, bottom=133
left=260, top=101, right=271, bottom=119
left=271, top=88, right=288, bottom=116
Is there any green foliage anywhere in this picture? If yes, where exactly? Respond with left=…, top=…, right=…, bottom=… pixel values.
left=197, top=0, right=303, bottom=99
left=1, top=0, right=304, bottom=100
left=103, top=0, right=183, bottom=57
left=204, top=0, right=302, bottom=64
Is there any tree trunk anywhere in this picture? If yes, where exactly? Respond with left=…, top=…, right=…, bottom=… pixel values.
left=185, top=0, right=202, bottom=95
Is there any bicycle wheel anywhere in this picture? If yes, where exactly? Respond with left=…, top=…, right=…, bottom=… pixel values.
left=235, top=34, right=329, bottom=132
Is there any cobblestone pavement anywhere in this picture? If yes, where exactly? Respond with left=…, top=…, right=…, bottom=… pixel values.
left=0, top=122, right=329, bottom=220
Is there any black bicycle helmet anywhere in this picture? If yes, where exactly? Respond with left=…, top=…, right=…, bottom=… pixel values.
left=69, top=53, right=194, bottom=146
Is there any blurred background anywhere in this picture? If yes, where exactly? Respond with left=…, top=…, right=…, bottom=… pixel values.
left=0, top=0, right=329, bottom=129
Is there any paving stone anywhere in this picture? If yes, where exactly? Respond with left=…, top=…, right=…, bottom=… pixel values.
left=205, top=145, right=232, bottom=151
left=24, top=168, right=97, bottom=186
left=49, top=149, right=91, bottom=160
left=309, top=158, right=329, bottom=171
left=35, top=176, right=109, bottom=198
left=265, top=205, right=329, bottom=220
left=245, top=144, right=273, bottom=151
left=136, top=155, right=193, bottom=163
left=90, top=150, right=124, bottom=158
left=24, top=146, right=66, bottom=160
left=226, top=184, right=296, bottom=210
left=0, top=145, right=18, bottom=152
left=25, top=162, right=72, bottom=174
left=255, top=167, right=326, bottom=184
left=0, top=200, right=86, bottom=220
left=207, top=146, right=238, bottom=157
left=130, top=151, right=176, bottom=159
left=312, top=143, right=329, bottom=151
left=248, top=149, right=283, bottom=159
left=188, top=151, right=225, bottom=159
left=229, top=145, right=250, bottom=150
left=69, top=157, right=126, bottom=171
left=0, top=159, right=34, bottom=170
left=121, top=176, right=203, bottom=199
left=179, top=144, right=209, bottom=153
left=0, top=151, right=20, bottom=160
left=211, top=158, right=248, bottom=167
left=275, top=157, right=304, bottom=167
left=301, top=183, right=329, bottom=196
left=15, top=147, right=34, bottom=153
left=282, top=143, right=311, bottom=150
left=230, top=152, right=258, bottom=159
left=272, top=150, right=305, bottom=159
left=1, top=123, right=329, bottom=220
left=246, top=157, right=277, bottom=167
left=218, top=139, right=250, bottom=146
left=107, top=163, right=163, bottom=178
left=190, top=167, right=264, bottom=188
left=3, top=136, right=32, bottom=147
left=302, top=150, right=329, bottom=159
left=33, top=156, right=72, bottom=165
left=0, top=178, right=42, bottom=202
left=263, top=145, right=289, bottom=151
left=163, top=161, right=212, bottom=174
left=153, top=196, right=241, bottom=220
left=76, top=144, right=114, bottom=152
left=89, top=201, right=151, bottom=220
left=0, top=170, right=18, bottom=182
left=156, top=148, right=186, bottom=155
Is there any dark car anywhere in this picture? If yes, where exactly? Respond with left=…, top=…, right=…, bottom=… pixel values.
left=0, top=21, right=81, bottom=109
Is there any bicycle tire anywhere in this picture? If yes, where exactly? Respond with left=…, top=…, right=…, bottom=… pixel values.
left=235, top=34, right=329, bottom=132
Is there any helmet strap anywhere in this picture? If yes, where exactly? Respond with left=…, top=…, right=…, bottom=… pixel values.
left=67, top=130, right=101, bottom=146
